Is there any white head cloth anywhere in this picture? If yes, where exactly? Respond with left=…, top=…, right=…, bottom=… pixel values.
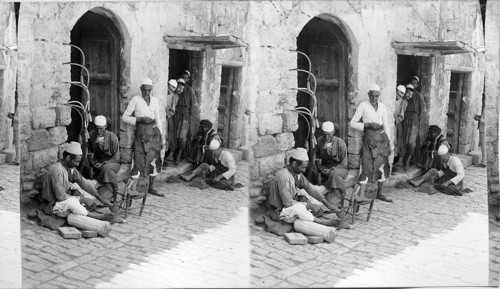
left=94, top=115, right=106, bottom=127
left=290, top=147, right=309, bottom=162
left=321, top=121, right=334, bottom=133
left=65, top=141, right=83, bottom=155
left=369, top=84, right=380, bottom=92
left=209, top=139, right=221, bottom=150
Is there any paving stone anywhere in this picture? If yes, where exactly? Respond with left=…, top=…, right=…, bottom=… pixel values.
left=251, top=166, right=490, bottom=287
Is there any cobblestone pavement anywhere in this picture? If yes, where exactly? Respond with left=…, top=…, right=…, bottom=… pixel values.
left=250, top=166, right=490, bottom=287
left=490, top=222, right=500, bottom=287
left=21, top=164, right=250, bottom=288
left=0, top=164, right=22, bottom=288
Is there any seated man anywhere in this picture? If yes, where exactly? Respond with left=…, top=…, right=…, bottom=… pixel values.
left=180, top=139, right=236, bottom=183
left=414, top=125, right=450, bottom=172
left=267, top=147, right=346, bottom=227
left=308, top=121, right=348, bottom=198
left=409, top=145, right=465, bottom=195
left=187, top=119, right=221, bottom=168
left=86, top=115, right=121, bottom=203
left=40, top=142, right=119, bottom=221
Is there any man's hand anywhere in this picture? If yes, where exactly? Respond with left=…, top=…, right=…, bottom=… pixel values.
left=7, top=112, right=14, bottom=119
left=442, top=180, right=452, bottom=187
left=214, top=175, right=223, bottom=182
left=474, top=114, right=481, bottom=122
left=321, top=168, right=332, bottom=175
left=94, top=162, right=103, bottom=169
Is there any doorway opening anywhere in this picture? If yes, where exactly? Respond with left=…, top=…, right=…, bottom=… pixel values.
left=446, top=72, right=468, bottom=152
left=68, top=10, right=122, bottom=141
left=294, top=17, right=349, bottom=149
left=396, top=54, right=433, bottom=147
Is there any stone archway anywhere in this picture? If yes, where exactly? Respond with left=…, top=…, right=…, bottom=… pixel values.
left=294, top=15, right=352, bottom=148
left=67, top=9, right=126, bottom=141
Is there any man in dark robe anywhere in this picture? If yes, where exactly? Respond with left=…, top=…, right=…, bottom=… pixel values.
left=86, top=115, right=121, bottom=203
left=188, top=119, right=221, bottom=167
left=172, top=76, right=198, bottom=165
left=308, top=121, right=349, bottom=198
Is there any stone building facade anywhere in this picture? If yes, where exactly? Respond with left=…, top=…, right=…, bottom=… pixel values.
left=17, top=1, right=486, bottom=201
left=0, top=3, right=17, bottom=162
left=484, top=0, right=500, bottom=221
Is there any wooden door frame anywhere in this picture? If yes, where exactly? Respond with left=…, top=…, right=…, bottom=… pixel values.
left=70, top=10, right=123, bottom=138
left=218, top=66, right=236, bottom=147
left=448, top=72, right=466, bottom=152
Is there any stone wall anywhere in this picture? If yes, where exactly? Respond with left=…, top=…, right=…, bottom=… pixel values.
left=18, top=1, right=251, bottom=201
left=247, top=0, right=485, bottom=182
left=18, top=1, right=486, bottom=202
left=485, top=0, right=500, bottom=221
left=0, top=3, right=17, bottom=154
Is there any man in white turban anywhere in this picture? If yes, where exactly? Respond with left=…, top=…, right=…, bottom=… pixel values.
left=40, top=142, right=120, bottom=222
left=409, top=144, right=465, bottom=195
left=122, top=77, right=165, bottom=197
left=350, top=84, right=394, bottom=202
left=308, top=121, right=349, bottom=198
left=179, top=139, right=236, bottom=183
left=85, top=115, right=121, bottom=203
left=267, top=148, right=347, bottom=228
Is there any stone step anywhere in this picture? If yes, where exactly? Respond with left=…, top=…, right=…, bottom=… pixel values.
left=455, top=154, right=472, bottom=168
left=467, top=150, right=482, bottom=165
left=237, top=146, right=252, bottom=161
left=227, top=149, right=243, bottom=163
left=1, top=148, right=15, bottom=163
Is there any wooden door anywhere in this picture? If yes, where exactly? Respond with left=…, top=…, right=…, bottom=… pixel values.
left=217, top=67, right=235, bottom=148
left=309, top=44, right=346, bottom=140
left=446, top=72, right=464, bottom=152
left=81, top=37, right=119, bottom=135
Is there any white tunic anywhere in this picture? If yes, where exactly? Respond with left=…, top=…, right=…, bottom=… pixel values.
left=349, top=100, right=392, bottom=142
left=122, top=95, right=163, bottom=138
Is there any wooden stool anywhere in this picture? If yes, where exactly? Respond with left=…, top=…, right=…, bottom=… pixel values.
left=344, top=184, right=375, bottom=224
left=120, top=176, right=147, bottom=218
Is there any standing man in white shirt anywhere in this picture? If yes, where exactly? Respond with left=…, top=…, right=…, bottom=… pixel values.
left=350, top=84, right=394, bottom=202
left=122, top=78, right=165, bottom=197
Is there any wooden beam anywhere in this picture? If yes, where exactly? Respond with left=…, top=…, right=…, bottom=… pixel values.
left=166, top=43, right=205, bottom=52
left=445, top=64, right=474, bottom=72
left=216, top=59, right=245, bottom=67
left=394, top=49, right=436, bottom=57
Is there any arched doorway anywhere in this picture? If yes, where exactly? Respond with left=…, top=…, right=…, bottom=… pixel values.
left=294, top=16, right=350, bottom=148
left=67, top=10, right=122, bottom=141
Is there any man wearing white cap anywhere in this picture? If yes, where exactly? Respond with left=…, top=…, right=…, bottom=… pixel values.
left=172, top=72, right=198, bottom=165
left=308, top=121, right=348, bottom=197
left=86, top=115, right=121, bottom=203
left=400, top=76, right=426, bottom=170
left=409, top=144, right=465, bottom=196
left=40, top=142, right=118, bottom=221
left=122, top=77, right=165, bottom=197
left=267, top=148, right=346, bottom=227
left=350, top=84, right=393, bottom=202
left=179, top=139, right=236, bottom=184
left=164, top=79, right=179, bottom=167
left=393, top=84, right=409, bottom=172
